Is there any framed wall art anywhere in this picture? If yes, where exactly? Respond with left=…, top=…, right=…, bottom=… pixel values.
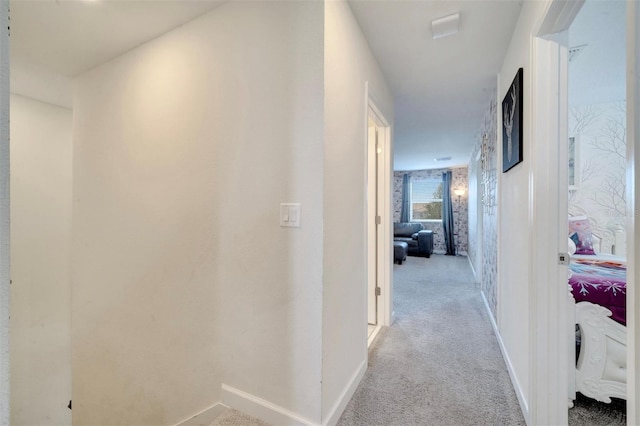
left=502, top=68, right=523, bottom=172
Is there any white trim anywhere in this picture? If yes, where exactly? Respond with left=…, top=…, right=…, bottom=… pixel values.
left=528, top=31, right=570, bottom=426
left=321, top=359, right=367, bottom=426
left=366, top=116, right=377, bottom=325
left=627, top=0, right=639, bottom=423
left=367, top=324, right=382, bottom=348
left=366, top=83, right=393, bottom=328
left=221, top=384, right=317, bottom=426
left=481, top=291, right=529, bottom=420
left=176, top=403, right=229, bottom=426
left=467, top=255, right=478, bottom=284
left=221, top=370, right=371, bottom=426
left=536, top=0, right=584, bottom=36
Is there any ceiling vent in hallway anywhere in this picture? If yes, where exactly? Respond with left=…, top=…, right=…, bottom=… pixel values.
left=431, top=13, right=460, bottom=40
left=434, top=156, right=452, bottom=162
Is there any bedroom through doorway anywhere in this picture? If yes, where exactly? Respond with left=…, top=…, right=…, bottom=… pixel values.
left=566, top=1, right=628, bottom=422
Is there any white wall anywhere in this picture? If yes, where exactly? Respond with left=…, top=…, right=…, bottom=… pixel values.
left=323, top=1, right=393, bottom=421
left=72, top=2, right=324, bottom=424
left=9, top=94, right=73, bottom=425
left=10, top=59, right=73, bottom=109
left=497, top=0, right=549, bottom=419
left=0, top=3, right=9, bottom=423
left=568, top=101, right=626, bottom=254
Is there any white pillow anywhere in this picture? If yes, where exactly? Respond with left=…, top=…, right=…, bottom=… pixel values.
left=568, top=237, right=576, bottom=255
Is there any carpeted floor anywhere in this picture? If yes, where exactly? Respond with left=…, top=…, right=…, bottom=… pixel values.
left=337, top=254, right=525, bottom=426
left=210, top=409, right=270, bottom=426
left=568, top=393, right=626, bottom=425
left=211, top=254, right=625, bottom=426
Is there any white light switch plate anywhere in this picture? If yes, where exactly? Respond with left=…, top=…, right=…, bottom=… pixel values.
left=280, top=203, right=301, bottom=227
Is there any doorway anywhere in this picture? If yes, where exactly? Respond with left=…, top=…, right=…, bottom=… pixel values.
left=529, top=0, right=638, bottom=423
left=366, top=95, right=392, bottom=347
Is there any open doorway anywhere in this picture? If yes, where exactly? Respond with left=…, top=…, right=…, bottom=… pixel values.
left=566, top=1, right=629, bottom=422
left=366, top=94, right=392, bottom=347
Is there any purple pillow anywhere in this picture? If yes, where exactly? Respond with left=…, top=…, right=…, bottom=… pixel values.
left=569, top=216, right=595, bottom=255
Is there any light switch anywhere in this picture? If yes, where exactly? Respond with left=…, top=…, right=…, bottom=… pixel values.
left=280, top=203, right=301, bottom=227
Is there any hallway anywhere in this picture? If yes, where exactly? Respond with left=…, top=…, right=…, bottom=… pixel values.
left=338, top=255, right=525, bottom=425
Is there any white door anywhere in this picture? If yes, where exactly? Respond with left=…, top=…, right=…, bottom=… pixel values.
left=367, top=117, right=379, bottom=325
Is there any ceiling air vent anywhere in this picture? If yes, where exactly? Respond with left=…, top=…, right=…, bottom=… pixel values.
left=568, top=44, right=587, bottom=62
left=434, top=156, right=452, bottom=162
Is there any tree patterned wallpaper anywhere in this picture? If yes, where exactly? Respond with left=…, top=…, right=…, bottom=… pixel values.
left=470, top=97, right=498, bottom=320
left=393, top=167, right=468, bottom=255
left=568, top=100, right=626, bottom=255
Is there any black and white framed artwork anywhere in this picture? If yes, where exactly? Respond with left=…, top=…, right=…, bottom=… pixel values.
left=502, top=68, right=523, bottom=173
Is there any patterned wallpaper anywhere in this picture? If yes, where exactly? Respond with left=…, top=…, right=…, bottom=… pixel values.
left=469, top=97, right=498, bottom=320
left=393, top=167, right=468, bottom=255
left=568, top=101, right=626, bottom=255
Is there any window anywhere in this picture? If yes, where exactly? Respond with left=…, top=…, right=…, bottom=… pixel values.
left=410, top=178, right=443, bottom=221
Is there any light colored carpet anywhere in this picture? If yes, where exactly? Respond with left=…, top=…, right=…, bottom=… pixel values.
left=209, top=409, right=270, bottom=426
left=337, top=254, right=526, bottom=426
left=208, top=254, right=624, bottom=426
left=568, top=393, right=626, bottom=425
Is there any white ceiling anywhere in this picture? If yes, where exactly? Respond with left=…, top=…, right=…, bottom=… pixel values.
left=348, top=0, right=523, bottom=171
left=568, top=0, right=626, bottom=106
left=10, top=0, right=522, bottom=171
left=10, top=0, right=225, bottom=77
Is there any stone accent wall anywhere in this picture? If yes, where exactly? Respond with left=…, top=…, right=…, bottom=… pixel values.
left=393, top=167, right=468, bottom=255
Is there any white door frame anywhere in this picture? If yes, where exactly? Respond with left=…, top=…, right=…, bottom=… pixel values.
left=365, top=83, right=393, bottom=328
left=528, top=1, right=582, bottom=424
left=530, top=0, right=639, bottom=423
left=367, top=121, right=378, bottom=326
left=529, top=31, right=571, bottom=426
left=627, top=0, right=639, bottom=422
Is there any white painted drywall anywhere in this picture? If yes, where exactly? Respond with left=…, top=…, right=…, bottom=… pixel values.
left=72, top=2, right=324, bottom=424
left=213, top=2, right=325, bottom=423
left=323, top=1, right=394, bottom=421
left=10, top=94, right=72, bottom=425
left=497, top=0, right=549, bottom=417
left=0, top=2, right=9, bottom=423
left=10, top=59, right=73, bottom=109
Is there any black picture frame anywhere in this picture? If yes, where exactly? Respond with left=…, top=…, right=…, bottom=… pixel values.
left=502, top=68, right=523, bottom=172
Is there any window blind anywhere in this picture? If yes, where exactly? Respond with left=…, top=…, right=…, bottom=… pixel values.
left=411, top=179, right=443, bottom=202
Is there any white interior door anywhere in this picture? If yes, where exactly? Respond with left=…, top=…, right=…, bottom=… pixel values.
left=366, top=86, right=393, bottom=330
left=367, top=117, right=378, bottom=325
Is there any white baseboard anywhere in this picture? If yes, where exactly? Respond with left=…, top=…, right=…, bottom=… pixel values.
left=367, top=325, right=382, bottom=348
left=221, top=384, right=317, bottom=426
left=322, top=359, right=367, bottom=426
left=176, top=402, right=228, bottom=426
left=220, top=358, right=366, bottom=426
left=481, top=291, right=530, bottom=424
left=467, top=256, right=479, bottom=284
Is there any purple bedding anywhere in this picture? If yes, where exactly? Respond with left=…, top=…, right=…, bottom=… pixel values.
left=569, top=256, right=627, bottom=325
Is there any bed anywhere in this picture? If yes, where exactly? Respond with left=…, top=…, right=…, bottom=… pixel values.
left=568, top=253, right=627, bottom=405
